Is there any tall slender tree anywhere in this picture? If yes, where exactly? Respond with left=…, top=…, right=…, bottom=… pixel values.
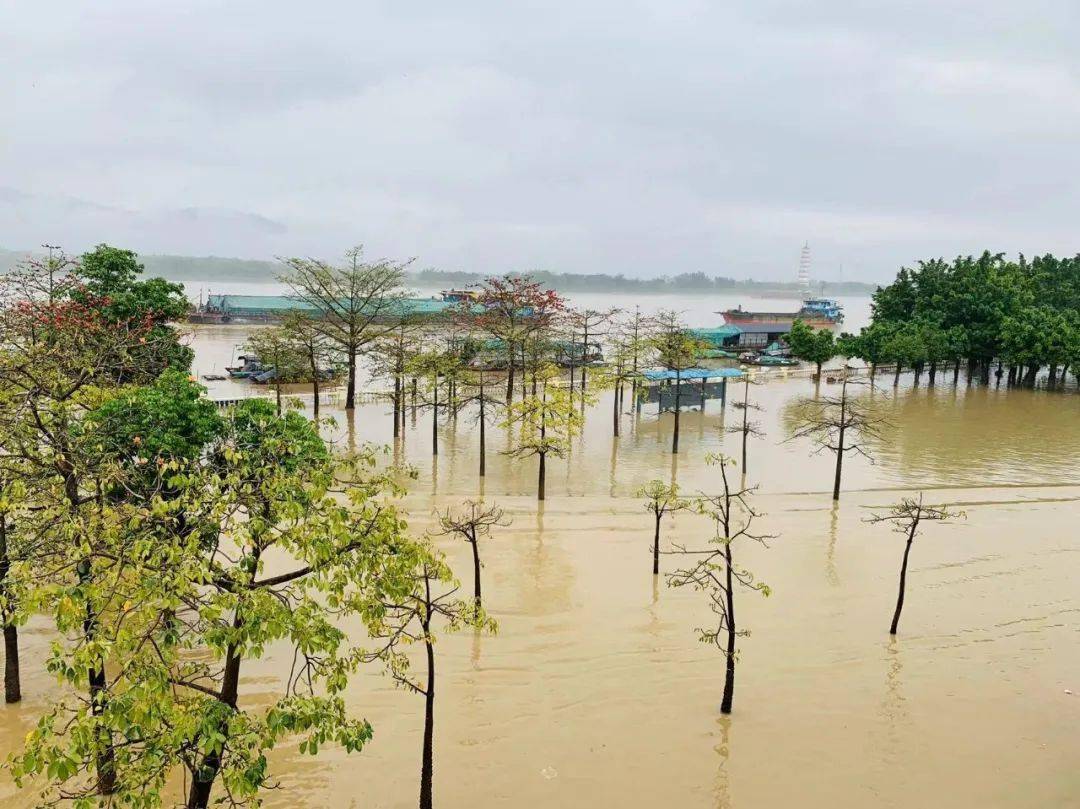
left=667, top=456, right=772, bottom=714
left=279, top=246, right=412, bottom=410
left=502, top=366, right=587, bottom=500
left=787, top=375, right=887, bottom=501
left=650, top=311, right=706, bottom=454
left=727, top=376, right=765, bottom=475
left=364, top=548, right=495, bottom=809
left=434, top=500, right=510, bottom=608
left=868, top=495, right=963, bottom=635
left=639, top=480, right=689, bottom=576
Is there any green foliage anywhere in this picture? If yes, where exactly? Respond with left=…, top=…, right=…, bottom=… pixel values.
left=75, top=244, right=194, bottom=376
left=6, top=400, right=423, bottom=807
left=868, top=251, right=1080, bottom=383
left=787, top=319, right=836, bottom=371
left=502, top=368, right=585, bottom=462
left=85, top=369, right=222, bottom=468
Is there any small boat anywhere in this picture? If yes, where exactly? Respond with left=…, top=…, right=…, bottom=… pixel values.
left=202, top=373, right=228, bottom=381
left=755, top=355, right=799, bottom=367
left=226, top=354, right=264, bottom=378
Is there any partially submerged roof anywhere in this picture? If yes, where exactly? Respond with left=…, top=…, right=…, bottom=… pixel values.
left=641, top=367, right=744, bottom=382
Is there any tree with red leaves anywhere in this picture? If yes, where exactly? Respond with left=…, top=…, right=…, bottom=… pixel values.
left=454, top=275, right=566, bottom=404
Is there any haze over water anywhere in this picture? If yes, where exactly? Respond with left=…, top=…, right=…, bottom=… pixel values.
left=3, top=299, right=1078, bottom=808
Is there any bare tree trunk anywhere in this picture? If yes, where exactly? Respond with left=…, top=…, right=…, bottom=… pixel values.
left=393, top=376, right=401, bottom=438
left=505, top=362, right=514, bottom=405
left=672, top=374, right=682, bottom=454
left=613, top=385, right=620, bottom=437
left=893, top=362, right=901, bottom=386
left=346, top=351, right=357, bottom=410
left=721, top=542, right=736, bottom=714
left=187, top=620, right=243, bottom=808
left=1, top=516, right=19, bottom=703
left=431, top=380, right=438, bottom=456
left=538, top=451, right=546, bottom=501
left=652, top=513, right=661, bottom=576
left=953, top=360, right=961, bottom=385
left=420, top=623, right=436, bottom=809
left=890, top=526, right=917, bottom=635
left=478, top=394, right=486, bottom=477
left=581, top=324, right=590, bottom=391
left=3, top=624, right=18, bottom=704
left=832, top=391, right=846, bottom=502
left=311, top=358, right=321, bottom=417
left=470, top=534, right=482, bottom=609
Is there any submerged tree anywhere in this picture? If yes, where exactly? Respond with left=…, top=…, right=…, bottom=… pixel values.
left=247, top=324, right=307, bottom=414
left=564, top=306, right=619, bottom=394
left=787, top=375, right=887, bottom=501
left=281, top=310, right=336, bottom=416
left=650, top=310, right=706, bottom=454
left=452, top=369, right=504, bottom=477
left=280, top=246, right=412, bottom=410
left=370, top=318, right=422, bottom=439
left=502, top=366, right=587, bottom=500
left=407, top=346, right=463, bottom=457
left=456, top=275, right=565, bottom=404
left=787, top=318, right=836, bottom=378
left=364, top=548, right=495, bottom=809
left=727, top=376, right=765, bottom=475
left=434, top=500, right=510, bottom=608
left=868, top=495, right=963, bottom=635
left=667, top=456, right=771, bottom=714
left=639, top=480, right=690, bottom=576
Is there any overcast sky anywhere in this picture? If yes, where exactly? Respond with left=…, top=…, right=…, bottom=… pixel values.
left=3, top=1, right=1079, bottom=281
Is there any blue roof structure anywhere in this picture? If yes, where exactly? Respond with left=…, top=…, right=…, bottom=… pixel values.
left=641, top=367, right=744, bottom=382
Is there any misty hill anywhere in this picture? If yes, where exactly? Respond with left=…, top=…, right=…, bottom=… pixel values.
left=0, top=248, right=877, bottom=296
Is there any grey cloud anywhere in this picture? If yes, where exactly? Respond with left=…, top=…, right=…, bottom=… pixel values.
left=2, top=1, right=1079, bottom=281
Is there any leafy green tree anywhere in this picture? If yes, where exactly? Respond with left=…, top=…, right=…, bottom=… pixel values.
left=11, top=400, right=425, bottom=808
left=786, top=318, right=836, bottom=378
left=280, top=246, right=412, bottom=410
left=502, top=366, right=586, bottom=500
left=362, top=545, right=495, bottom=809
left=881, top=326, right=926, bottom=386
left=650, top=310, right=706, bottom=454
left=77, top=243, right=194, bottom=377
left=248, top=325, right=308, bottom=414
left=0, top=281, right=185, bottom=795
left=639, top=480, right=690, bottom=576
left=667, top=456, right=772, bottom=714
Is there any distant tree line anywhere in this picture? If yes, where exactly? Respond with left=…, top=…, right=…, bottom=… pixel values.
left=415, top=268, right=874, bottom=295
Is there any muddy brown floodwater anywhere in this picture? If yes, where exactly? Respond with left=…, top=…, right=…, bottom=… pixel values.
left=2, top=325, right=1078, bottom=808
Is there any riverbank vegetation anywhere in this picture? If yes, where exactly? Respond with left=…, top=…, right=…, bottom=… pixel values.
left=841, top=252, right=1080, bottom=388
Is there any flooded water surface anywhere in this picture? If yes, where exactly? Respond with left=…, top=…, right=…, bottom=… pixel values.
left=2, top=317, right=1078, bottom=808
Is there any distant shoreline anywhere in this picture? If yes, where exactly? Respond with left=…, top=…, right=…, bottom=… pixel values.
left=0, top=248, right=880, bottom=296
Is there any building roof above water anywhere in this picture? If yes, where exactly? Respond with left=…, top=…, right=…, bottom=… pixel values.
left=641, top=367, right=744, bottom=382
